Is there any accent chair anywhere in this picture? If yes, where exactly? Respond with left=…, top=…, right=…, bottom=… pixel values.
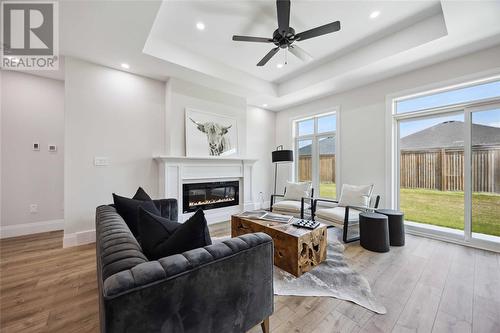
left=312, top=184, right=380, bottom=243
left=270, top=181, right=314, bottom=219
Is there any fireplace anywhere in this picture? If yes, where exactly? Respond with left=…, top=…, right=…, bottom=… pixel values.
left=183, top=181, right=239, bottom=213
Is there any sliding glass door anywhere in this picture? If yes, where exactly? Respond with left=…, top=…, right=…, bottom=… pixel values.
left=399, top=113, right=465, bottom=234
left=393, top=78, right=500, bottom=247
left=470, top=106, right=500, bottom=241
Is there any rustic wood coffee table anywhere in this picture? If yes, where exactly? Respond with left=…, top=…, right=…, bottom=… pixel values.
left=231, top=215, right=327, bottom=277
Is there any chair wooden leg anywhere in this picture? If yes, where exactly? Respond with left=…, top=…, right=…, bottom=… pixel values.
left=261, top=317, right=270, bottom=333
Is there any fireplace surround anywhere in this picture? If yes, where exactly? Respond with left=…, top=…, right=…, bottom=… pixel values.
left=154, top=156, right=257, bottom=224
left=183, top=181, right=239, bottom=213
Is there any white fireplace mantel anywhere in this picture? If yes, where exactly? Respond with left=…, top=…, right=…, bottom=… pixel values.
left=154, top=156, right=258, bottom=224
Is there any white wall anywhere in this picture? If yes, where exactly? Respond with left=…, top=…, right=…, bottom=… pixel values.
left=276, top=45, right=500, bottom=206
left=164, top=78, right=274, bottom=209
left=165, top=78, right=247, bottom=156
left=246, top=106, right=276, bottom=208
left=1, top=71, right=65, bottom=237
left=64, top=58, right=165, bottom=245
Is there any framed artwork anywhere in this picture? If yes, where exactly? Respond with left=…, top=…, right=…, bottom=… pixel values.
left=185, top=109, right=238, bottom=157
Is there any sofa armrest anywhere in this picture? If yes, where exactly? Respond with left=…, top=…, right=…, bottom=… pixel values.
left=153, top=198, right=178, bottom=221
left=101, top=233, right=273, bottom=333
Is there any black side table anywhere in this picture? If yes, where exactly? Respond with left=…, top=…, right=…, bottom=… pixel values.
left=376, top=209, right=405, bottom=246
left=359, top=212, right=389, bottom=253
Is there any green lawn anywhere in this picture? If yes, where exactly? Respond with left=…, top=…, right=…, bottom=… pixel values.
left=319, top=184, right=500, bottom=237
left=319, top=183, right=336, bottom=199
left=401, top=188, right=500, bottom=237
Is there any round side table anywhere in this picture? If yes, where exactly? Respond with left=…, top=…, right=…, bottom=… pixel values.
left=376, top=209, right=405, bottom=246
left=359, top=212, right=389, bottom=253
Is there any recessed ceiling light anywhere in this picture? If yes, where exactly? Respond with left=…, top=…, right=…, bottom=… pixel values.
left=121, top=63, right=130, bottom=69
left=370, top=11, right=380, bottom=19
left=262, top=104, right=268, bottom=107
left=276, top=63, right=284, bottom=69
left=196, top=22, right=205, bottom=30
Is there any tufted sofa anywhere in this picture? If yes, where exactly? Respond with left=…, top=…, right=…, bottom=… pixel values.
left=96, top=202, right=274, bottom=333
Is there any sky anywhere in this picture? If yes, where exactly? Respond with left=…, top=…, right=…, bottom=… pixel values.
left=396, top=80, right=500, bottom=114
left=297, top=114, right=336, bottom=137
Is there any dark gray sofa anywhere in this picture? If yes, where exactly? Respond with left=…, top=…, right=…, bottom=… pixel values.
left=96, top=200, right=274, bottom=333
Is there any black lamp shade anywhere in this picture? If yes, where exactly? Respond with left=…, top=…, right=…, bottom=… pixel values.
left=272, top=149, right=293, bottom=163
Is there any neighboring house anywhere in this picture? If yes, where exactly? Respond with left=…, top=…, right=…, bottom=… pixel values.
left=400, top=120, right=500, bottom=150
left=298, top=136, right=336, bottom=156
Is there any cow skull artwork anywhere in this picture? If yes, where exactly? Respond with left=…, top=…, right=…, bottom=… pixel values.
left=189, top=117, right=233, bottom=156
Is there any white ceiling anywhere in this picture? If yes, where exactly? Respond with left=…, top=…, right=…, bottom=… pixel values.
left=57, top=0, right=500, bottom=111
left=148, top=0, right=440, bottom=82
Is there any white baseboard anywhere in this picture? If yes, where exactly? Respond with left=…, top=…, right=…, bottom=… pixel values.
left=63, top=229, right=96, bottom=248
left=0, top=219, right=64, bottom=239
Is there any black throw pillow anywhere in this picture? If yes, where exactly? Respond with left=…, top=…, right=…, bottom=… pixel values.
left=132, top=187, right=152, bottom=201
left=113, top=193, right=160, bottom=236
left=138, top=208, right=212, bottom=260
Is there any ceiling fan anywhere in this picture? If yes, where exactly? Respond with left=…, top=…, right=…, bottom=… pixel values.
left=232, top=0, right=341, bottom=67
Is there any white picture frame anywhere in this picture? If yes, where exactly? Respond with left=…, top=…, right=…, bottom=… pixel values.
left=185, top=108, right=239, bottom=157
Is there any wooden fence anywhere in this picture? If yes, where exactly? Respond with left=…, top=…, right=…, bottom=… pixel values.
left=400, top=147, right=500, bottom=193
left=299, top=147, right=500, bottom=193
left=298, top=155, right=335, bottom=183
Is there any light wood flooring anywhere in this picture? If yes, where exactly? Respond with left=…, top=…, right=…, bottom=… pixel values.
left=1, top=223, right=499, bottom=333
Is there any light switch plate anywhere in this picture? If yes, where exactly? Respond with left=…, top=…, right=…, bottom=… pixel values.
left=33, top=142, right=40, bottom=151
left=94, top=157, right=110, bottom=166
left=48, top=144, right=57, bottom=152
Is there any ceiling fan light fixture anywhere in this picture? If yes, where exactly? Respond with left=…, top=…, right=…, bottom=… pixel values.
left=231, top=0, right=340, bottom=67
left=196, top=22, right=205, bottom=30
left=370, top=11, right=380, bottom=19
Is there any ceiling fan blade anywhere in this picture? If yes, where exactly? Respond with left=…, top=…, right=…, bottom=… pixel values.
left=295, top=21, right=341, bottom=41
left=276, top=0, right=290, bottom=36
left=257, top=47, right=280, bottom=66
left=232, top=35, right=273, bottom=43
left=288, top=45, right=313, bottom=62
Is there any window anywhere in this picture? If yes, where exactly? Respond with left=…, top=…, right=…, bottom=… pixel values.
left=392, top=77, right=500, bottom=247
left=295, top=113, right=337, bottom=199
left=396, top=79, right=500, bottom=114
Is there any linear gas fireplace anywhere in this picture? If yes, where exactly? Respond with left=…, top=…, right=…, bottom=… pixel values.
left=183, top=181, right=239, bottom=213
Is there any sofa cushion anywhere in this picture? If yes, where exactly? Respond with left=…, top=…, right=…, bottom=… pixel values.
left=283, top=181, right=312, bottom=201
left=133, top=187, right=153, bottom=201
left=273, top=200, right=310, bottom=213
left=113, top=193, right=160, bottom=236
left=338, top=184, right=373, bottom=208
left=315, top=206, right=362, bottom=225
left=138, top=208, right=212, bottom=260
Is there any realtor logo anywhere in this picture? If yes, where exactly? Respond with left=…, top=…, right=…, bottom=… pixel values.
left=1, top=1, right=59, bottom=70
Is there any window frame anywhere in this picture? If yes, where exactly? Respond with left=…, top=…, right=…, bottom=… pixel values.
left=293, top=110, right=339, bottom=199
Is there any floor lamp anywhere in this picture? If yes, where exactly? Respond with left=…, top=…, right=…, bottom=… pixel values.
left=272, top=145, right=294, bottom=194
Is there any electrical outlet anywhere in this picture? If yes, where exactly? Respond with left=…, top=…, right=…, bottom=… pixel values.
left=29, top=204, right=38, bottom=213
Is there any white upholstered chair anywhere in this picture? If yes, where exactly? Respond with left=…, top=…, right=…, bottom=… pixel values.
left=270, top=181, right=314, bottom=219
left=312, top=184, right=380, bottom=243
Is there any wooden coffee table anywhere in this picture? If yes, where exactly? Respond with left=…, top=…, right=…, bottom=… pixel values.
left=231, top=215, right=327, bottom=277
